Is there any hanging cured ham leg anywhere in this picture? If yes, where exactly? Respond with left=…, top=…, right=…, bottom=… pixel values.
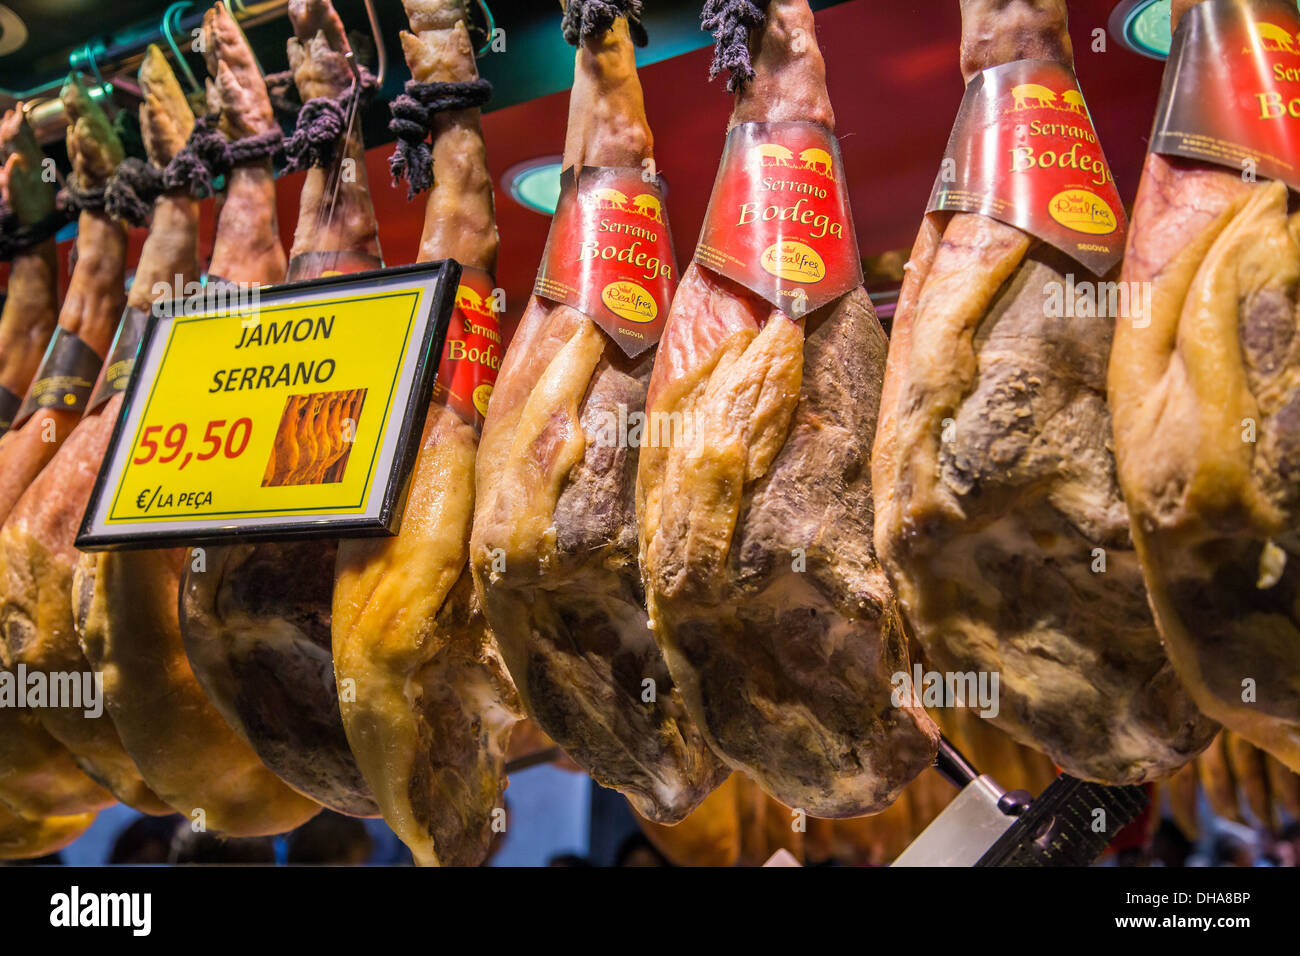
left=0, top=109, right=60, bottom=437
left=333, top=0, right=523, bottom=866
left=0, top=802, right=95, bottom=861
left=0, top=110, right=112, bottom=827
left=0, top=77, right=171, bottom=814
left=180, top=0, right=382, bottom=816
left=1109, top=0, right=1300, bottom=771
left=871, top=0, right=1216, bottom=784
left=0, top=77, right=125, bottom=522
left=471, top=1, right=727, bottom=823
left=637, top=0, right=936, bottom=816
left=71, top=44, right=320, bottom=836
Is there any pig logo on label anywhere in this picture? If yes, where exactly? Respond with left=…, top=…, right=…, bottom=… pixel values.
left=1007, top=83, right=1088, bottom=117
left=456, top=284, right=491, bottom=319
left=1246, top=20, right=1300, bottom=53
left=751, top=143, right=835, bottom=179
left=587, top=188, right=666, bottom=222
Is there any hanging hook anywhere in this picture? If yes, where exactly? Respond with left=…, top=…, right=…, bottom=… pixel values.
left=162, top=2, right=203, bottom=96
left=474, top=1, right=497, bottom=58
left=359, top=0, right=387, bottom=88
left=68, top=42, right=118, bottom=116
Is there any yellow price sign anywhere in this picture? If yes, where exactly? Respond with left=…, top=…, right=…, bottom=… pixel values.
left=77, top=261, right=459, bottom=549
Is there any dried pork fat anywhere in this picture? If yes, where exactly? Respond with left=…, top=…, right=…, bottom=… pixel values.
left=873, top=0, right=1215, bottom=785
left=0, top=109, right=59, bottom=413
left=634, top=775, right=741, bottom=867
left=0, top=76, right=171, bottom=814
left=333, top=0, right=522, bottom=867
left=73, top=31, right=317, bottom=838
left=471, top=10, right=726, bottom=823
left=1109, top=0, right=1300, bottom=772
left=0, top=110, right=112, bottom=822
left=0, top=803, right=95, bottom=860
left=637, top=0, right=936, bottom=817
left=180, top=0, right=380, bottom=817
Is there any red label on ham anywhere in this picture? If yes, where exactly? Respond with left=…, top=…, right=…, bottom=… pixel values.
left=696, top=120, right=862, bottom=317
left=534, top=165, right=677, bottom=357
left=926, top=59, right=1127, bottom=275
left=433, top=265, right=501, bottom=432
left=1151, top=0, right=1300, bottom=192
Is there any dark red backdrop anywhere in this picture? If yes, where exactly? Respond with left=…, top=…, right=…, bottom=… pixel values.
left=17, top=0, right=1167, bottom=345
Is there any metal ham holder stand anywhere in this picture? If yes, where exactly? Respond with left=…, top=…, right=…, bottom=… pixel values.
left=891, top=736, right=1149, bottom=867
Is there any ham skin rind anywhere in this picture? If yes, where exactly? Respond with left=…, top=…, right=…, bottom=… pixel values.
left=178, top=0, right=384, bottom=818
left=332, top=0, right=524, bottom=868
left=0, top=73, right=171, bottom=813
left=471, top=13, right=727, bottom=824
left=72, top=46, right=320, bottom=839
left=637, top=0, right=938, bottom=817
left=871, top=0, right=1216, bottom=785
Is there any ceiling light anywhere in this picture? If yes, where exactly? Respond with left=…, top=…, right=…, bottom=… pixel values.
left=1110, top=0, right=1172, bottom=59
left=1111, top=0, right=1300, bottom=59
left=505, top=157, right=563, bottom=215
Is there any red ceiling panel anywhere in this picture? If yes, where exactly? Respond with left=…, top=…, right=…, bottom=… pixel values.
left=9, top=1, right=1168, bottom=347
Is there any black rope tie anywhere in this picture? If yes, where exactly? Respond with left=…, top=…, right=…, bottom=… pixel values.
left=702, top=0, right=769, bottom=92
left=562, top=0, right=648, bottom=47
left=105, top=157, right=164, bottom=225
left=101, top=112, right=285, bottom=226
left=387, top=77, right=492, bottom=199
left=281, top=68, right=380, bottom=174
left=0, top=196, right=71, bottom=262
left=57, top=174, right=108, bottom=217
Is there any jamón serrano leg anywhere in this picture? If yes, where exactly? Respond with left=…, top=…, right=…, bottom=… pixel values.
left=179, top=0, right=382, bottom=817
left=471, top=5, right=727, bottom=824
left=70, top=42, right=320, bottom=836
left=0, top=107, right=108, bottom=839
left=637, top=0, right=937, bottom=816
left=333, top=0, right=523, bottom=867
left=0, top=75, right=172, bottom=814
left=0, top=77, right=126, bottom=520
left=1109, top=0, right=1300, bottom=771
left=0, top=109, right=59, bottom=432
left=872, top=0, right=1216, bottom=784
